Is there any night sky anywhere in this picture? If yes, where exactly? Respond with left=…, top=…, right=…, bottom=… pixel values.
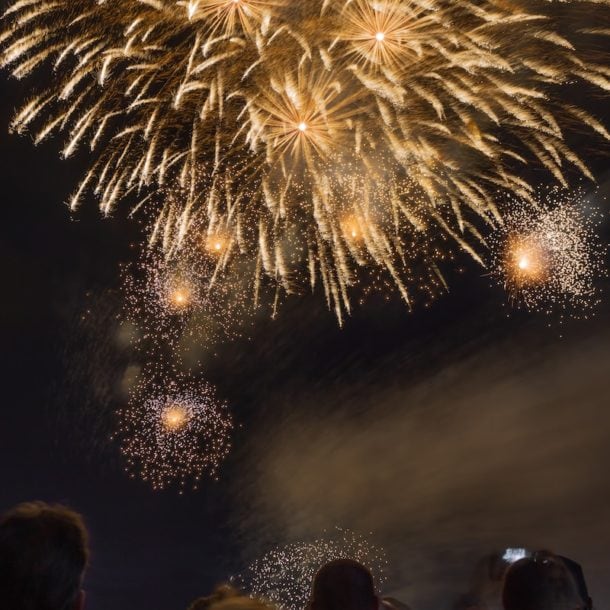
left=1, top=10, right=610, bottom=610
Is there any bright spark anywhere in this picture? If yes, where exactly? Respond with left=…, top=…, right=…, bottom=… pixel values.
left=170, top=287, right=191, bottom=309
left=187, top=1, right=199, bottom=19
left=162, top=403, right=189, bottom=432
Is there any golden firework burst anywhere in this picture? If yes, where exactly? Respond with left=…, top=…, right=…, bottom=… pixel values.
left=2, top=0, right=609, bottom=319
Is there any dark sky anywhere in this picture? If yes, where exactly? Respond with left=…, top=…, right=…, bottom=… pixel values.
left=1, top=20, right=610, bottom=610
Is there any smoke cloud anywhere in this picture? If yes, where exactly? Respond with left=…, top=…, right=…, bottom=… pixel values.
left=236, top=316, right=610, bottom=609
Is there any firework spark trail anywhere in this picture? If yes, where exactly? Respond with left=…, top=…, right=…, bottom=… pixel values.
left=2, top=0, right=610, bottom=318
left=237, top=528, right=388, bottom=610
left=489, top=188, right=606, bottom=318
left=114, top=366, right=233, bottom=492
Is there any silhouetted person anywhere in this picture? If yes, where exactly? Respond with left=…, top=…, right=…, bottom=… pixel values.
left=381, top=597, right=413, bottom=610
left=188, top=585, right=242, bottom=610
left=309, top=559, right=379, bottom=610
left=452, top=550, right=512, bottom=610
left=187, top=584, right=275, bottom=610
left=0, top=502, right=89, bottom=610
left=558, top=556, right=593, bottom=610
left=502, top=552, right=587, bottom=610
left=452, top=592, right=488, bottom=610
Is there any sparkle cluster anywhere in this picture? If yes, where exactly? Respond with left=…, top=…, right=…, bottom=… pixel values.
left=489, top=189, right=606, bottom=317
left=238, top=529, right=388, bottom=610
left=122, top=230, right=255, bottom=349
left=115, top=368, right=233, bottom=491
left=2, top=0, right=609, bottom=320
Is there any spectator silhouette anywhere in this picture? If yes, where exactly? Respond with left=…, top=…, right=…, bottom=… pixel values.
left=452, top=550, right=512, bottom=610
left=188, top=585, right=240, bottom=610
left=381, top=596, right=413, bottom=610
left=559, top=556, right=593, bottom=610
left=308, top=559, right=379, bottom=610
left=188, top=584, right=275, bottom=610
left=0, top=501, right=89, bottom=610
left=502, top=551, right=588, bottom=610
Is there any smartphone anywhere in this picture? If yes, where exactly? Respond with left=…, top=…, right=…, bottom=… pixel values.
left=502, top=548, right=531, bottom=564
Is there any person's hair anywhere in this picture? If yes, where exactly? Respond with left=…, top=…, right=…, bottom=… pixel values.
left=0, top=501, right=89, bottom=610
left=558, top=556, right=593, bottom=610
left=309, top=559, right=378, bottom=610
left=188, top=585, right=240, bottom=610
left=502, top=551, right=586, bottom=610
left=188, top=585, right=275, bottom=610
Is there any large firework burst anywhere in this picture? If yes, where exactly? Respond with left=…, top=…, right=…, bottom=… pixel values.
left=2, top=0, right=609, bottom=318
left=237, top=529, right=388, bottom=610
left=115, top=368, right=233, bottom=491
left=489, top=188, right=605, bottom=317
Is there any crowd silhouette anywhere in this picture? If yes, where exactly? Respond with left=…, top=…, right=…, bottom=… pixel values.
left=0, top=502, right=594, bottom=610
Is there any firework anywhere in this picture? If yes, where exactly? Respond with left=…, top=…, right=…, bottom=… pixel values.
left=237, top=529, right=388, bottom=610
left=2, top=0, right=610, bottom=318
left=122, top=232, right=256, bottom=349
left=114, top=367, right=233, bottom=491
left=489, top=188, right=605, bottom=317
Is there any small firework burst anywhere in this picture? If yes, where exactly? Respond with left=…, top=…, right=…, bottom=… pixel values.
left=122, top=250, right=201, bottom=330
left=237, top=529, right=388, bottom=610
left=122, top=240, right=255, bottom=350
left=114, top=368, right=233, bottom=492
left=489, top=189, right=606, bottom=318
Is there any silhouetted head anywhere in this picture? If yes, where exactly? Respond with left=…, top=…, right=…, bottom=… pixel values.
left=188, top=584, right=242, bottom=610
left=309, top=559, right=378, bottom=610
left=502, top=551, right=587, bottom=610
left=0, top=502, right=89, bottom=610
left=558, top=556, right=593, bottom=610
left=188, top=584, right=276, bottom=610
